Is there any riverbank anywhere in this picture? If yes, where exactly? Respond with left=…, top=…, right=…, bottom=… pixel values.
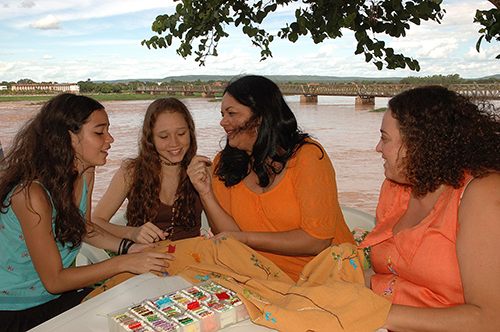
left=0, top=93, right=223, bottom=103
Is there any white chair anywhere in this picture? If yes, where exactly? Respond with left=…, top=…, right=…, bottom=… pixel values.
left=75, top=210, right=127, bottom=266
left=340, top=205, right=376, bottom=231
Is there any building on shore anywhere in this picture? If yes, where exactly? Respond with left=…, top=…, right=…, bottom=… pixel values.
left=0, top=85, right=7, bottom=91
left=10, top=83, right=79, bottom=93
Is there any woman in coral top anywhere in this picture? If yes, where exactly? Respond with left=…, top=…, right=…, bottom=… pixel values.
left=188, top=75, right=354, bottom=282
left=361, top=86, right=500, bottom=331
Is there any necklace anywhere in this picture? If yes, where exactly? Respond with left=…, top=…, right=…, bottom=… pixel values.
left=159, top=157, right=181, bottom=166
left=168, top=205, right=175, bottom=240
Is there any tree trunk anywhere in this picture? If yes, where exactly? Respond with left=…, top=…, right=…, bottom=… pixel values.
left=489, top=0, right=500, bottom=9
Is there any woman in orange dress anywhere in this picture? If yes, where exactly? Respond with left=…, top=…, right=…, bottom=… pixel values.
left=188, top=75, right=354, bottom=282
left=361, top=86, right=500, bottom=331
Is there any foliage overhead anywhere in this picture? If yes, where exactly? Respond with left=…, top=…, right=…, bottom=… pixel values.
left=475, top=7, right=500, bottom=58
left=142, top=0, right=450, bottom=71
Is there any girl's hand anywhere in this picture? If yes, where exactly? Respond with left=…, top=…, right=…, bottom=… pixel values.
left=131, top=222, right=169, bottom=244
left=128, top=242, right=157, bottom=253
left=123, top=251, right=175, bottom=275
left=187, top=155, right=213, bottom=197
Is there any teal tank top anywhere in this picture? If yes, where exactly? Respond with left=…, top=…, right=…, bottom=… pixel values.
left=0, top=179, right=88, bottom=310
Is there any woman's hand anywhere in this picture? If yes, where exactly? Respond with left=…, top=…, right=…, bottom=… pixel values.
left=187, top=155, right=213, bottom=197
left=130, top=222, right=169, bottom=244
left=212, top=230, right=247, bottom=244
left=122, top=251, right=175, bottom=275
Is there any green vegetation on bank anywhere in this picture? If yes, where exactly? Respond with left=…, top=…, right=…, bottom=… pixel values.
left=0, top=93, right=225, bottom=103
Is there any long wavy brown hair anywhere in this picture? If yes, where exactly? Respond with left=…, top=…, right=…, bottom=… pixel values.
left=0, top=93, right=104, bottom=248
left=126, top=98, right=198, bottom=229
left=389, top=85, right=500, bottom=196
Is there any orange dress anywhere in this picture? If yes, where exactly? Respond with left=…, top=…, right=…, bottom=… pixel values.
left=212, top=139, right=355, bottom=282
left=360, top=177, right=472, bottom=307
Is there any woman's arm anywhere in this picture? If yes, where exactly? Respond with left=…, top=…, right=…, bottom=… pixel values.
left=384, top=173, right=500, bottom=332
left=13, top=183, right=174, bottom=295
left=92, top=166, right=167, bottom=243
left=213, top=229, right=331, bottom=256
left=190, top=147, right=334, bottom=256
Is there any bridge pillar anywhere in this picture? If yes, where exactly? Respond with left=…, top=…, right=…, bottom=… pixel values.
left=300, top=95, right=318, bottom=103
left=355, top=95, right=375, bottom=105
left=202, top=92, right=215, bottom=98
left=182, top=91, right=194, bottom=96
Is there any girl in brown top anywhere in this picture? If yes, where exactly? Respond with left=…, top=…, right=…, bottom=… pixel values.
left=93, top=98, right=202, bottom=243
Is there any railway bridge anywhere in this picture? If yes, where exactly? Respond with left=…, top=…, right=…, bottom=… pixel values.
left=136, top=83, right=500, bottom=104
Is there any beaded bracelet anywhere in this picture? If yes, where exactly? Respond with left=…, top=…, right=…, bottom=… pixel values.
left=118, top=238, right=135, bottom=255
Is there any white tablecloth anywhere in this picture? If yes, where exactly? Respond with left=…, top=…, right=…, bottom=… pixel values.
left=29, top=273, right=275, bottom=332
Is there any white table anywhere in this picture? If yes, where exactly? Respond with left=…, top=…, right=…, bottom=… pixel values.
left=29, top=273, right=275, bottom=332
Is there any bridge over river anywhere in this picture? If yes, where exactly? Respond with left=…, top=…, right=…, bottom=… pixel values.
left=136, top=83, right=500, bottom=104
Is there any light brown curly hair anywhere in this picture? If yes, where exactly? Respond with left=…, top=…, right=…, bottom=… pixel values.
left=125, top=98, right=198, bottom=229
left=389, top=85, right=500, bottom=196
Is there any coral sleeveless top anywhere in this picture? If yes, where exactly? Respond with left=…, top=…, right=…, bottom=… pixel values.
left=359, top=176, right=473, bottom=308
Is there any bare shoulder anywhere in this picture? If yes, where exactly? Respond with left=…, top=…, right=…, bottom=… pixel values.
left=10, top=182, right=52, bottom=223
left=459, top=172, right=500, bottom=227
left=461, top=172, right=500, bottom=203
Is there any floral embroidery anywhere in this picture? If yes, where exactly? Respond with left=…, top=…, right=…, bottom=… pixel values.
left=250, top=254, right=280, bottom=278
left=352, top=228, right=372, bottom=268
left=265, top=312, right=277, bottom=323
left=195, top=274, right=211, bottom=281
left=333, top=247, right=359, bottom=269
left=29, top=286, right=35, bottom=291
left=7, top=266, right=13, bottom=271
left=0, top=225, right=5, bottom=230
left=2, top=291, right=9, bottom=295
left=387, top=256, right=398, bottom=275
left=167, top=244, right=176, bottom=253
left=243, top=288, right=264, bottom=300
left=214, top=237, right=227, bottom=244
left=21, top=253, right=29, bottom=258
left=382, top=278, right=397, bottom=298
left=186, top=249, right=201, bottom=262
left=18, top=235, right=24, bottom=241
left=210, top=272, right=228, bottom=281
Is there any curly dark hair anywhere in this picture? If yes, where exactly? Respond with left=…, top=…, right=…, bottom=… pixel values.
left=389, top=85, right=500, bottom=196
left=215, top=75, right=320, bottom=187
left=0, top=93, right=104, bottom=248
left=126, top=98, right=198, bottom=230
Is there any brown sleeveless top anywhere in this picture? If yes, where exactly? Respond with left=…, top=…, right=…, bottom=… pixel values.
left=153, top=194, right=202, bottom=241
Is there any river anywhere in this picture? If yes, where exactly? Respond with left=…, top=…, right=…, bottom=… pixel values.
left=0, top=96, right=388, bottom=216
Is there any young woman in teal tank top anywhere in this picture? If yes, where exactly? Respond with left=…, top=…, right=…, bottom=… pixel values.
left=0, top=93, right=175, bottom=331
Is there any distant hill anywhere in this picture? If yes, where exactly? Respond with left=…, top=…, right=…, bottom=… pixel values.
left=94, top=75, right=404, bottom=84
left=93, top=74, right=499, bottom=85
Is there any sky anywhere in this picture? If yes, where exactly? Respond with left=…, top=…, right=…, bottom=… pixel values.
left=0, top=0, right=499, bottom=83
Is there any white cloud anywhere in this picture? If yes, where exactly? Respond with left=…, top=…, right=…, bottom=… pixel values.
left=30, top=14, right=62, bottom=30
left=43, top=55, right=53, bottom=60
left=19, top=1, right=35, bottom=8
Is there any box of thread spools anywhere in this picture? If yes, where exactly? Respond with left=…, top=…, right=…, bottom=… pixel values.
left=108, top=281, right=250, bottom=332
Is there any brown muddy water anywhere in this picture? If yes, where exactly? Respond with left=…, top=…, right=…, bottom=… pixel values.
left=0, top=96, right=388, bottom=216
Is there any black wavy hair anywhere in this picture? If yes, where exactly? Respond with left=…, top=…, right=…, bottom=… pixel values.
left=215, top=75, right=319, bottom=187
left=389, top=85, right=500, bottom=196
left=0, top=93, right=104, bottom=248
